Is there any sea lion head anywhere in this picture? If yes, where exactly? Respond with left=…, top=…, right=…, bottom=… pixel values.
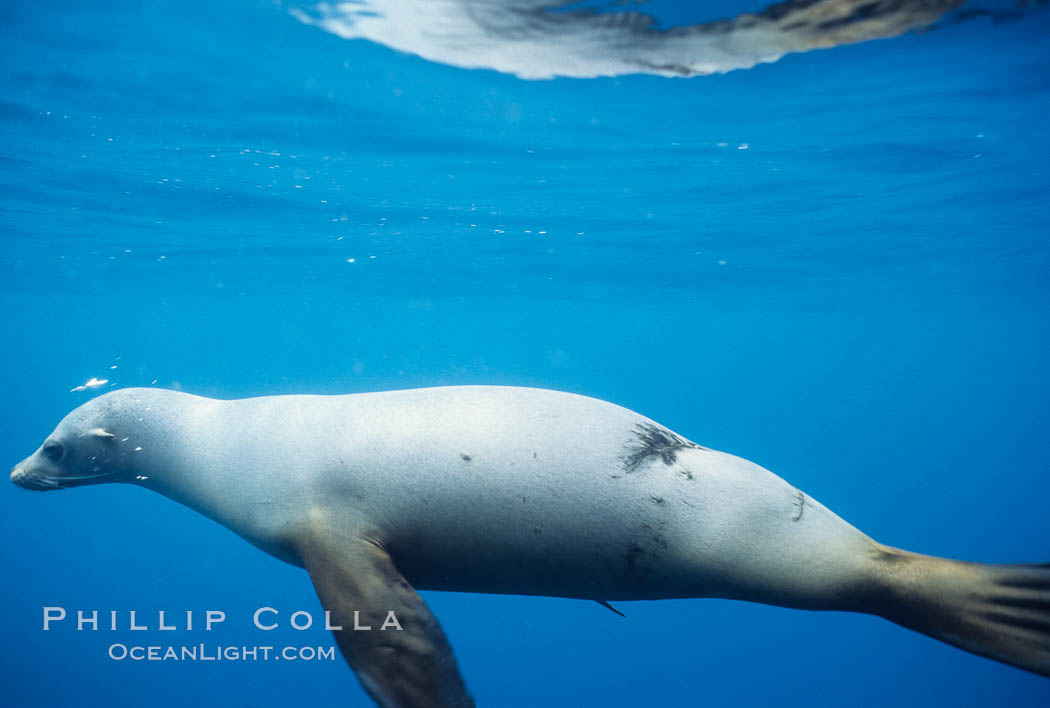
left=10, top=390, right=149, bottom=491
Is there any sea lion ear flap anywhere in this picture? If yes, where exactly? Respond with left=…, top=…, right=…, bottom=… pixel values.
left=86, top=428, right=116, bottom=440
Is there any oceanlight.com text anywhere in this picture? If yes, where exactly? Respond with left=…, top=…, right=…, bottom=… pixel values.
left=107, top=643, right=337, bottom=662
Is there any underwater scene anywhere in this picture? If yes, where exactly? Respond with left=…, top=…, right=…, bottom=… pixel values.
left=2, top=0, right=1049, bottom=706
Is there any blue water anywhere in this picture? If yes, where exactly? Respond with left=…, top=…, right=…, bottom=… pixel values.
left=2, top=0, right=1049, bottom=705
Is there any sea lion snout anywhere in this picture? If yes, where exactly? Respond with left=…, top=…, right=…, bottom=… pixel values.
left=9, top=458, right=54, bottom=491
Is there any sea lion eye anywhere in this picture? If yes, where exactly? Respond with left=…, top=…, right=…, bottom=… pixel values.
left=43, top=442, right=64, bottom=462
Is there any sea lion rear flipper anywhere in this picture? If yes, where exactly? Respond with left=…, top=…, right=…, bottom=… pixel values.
left=867, top=548, right=1050, bottom=677
left=301, top=534, right=475, bottom=708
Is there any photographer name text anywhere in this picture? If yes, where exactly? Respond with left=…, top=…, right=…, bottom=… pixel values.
left=41, top=606, right=403, bottom=632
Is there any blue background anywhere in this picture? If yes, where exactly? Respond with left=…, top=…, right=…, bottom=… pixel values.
left=2, top=0, right=1049, bottom=705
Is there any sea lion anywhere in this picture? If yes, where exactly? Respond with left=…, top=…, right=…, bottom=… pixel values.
left=293, top=0, right=967, bottom=79
left=10, top=386, right=1050, bottom=706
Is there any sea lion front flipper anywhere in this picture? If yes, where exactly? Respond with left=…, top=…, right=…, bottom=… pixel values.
left=300, top=534, right=475, bottom=708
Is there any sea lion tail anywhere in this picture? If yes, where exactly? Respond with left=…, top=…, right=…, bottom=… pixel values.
left=865, top=546, right=1050, bottom=677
